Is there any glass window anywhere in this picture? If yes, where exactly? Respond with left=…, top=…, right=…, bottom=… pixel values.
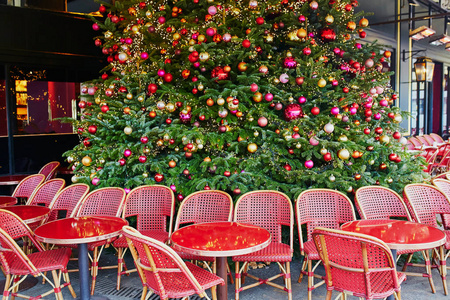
left=11, top=66, right=78, bottom=135
left=443, top=67, right=449, bottom=136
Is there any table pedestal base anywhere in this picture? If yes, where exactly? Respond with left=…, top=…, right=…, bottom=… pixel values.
left=78, top=243, right=110, bottom=300
left=216, top=257, right=228, bottom=300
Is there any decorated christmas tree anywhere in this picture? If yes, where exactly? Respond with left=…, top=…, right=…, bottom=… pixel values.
left=65, top=0, right=427, bottom=200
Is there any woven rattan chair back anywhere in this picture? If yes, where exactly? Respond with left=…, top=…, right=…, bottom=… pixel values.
left=12, top=174, right=45, bottom=199
left=431, top=178, right=450, bottom=229
left=234, top=190, right=293, bottom=245
left=122, top=226, right=223, bottom=300
left=312, top=227, right=402, bottom=299
left=408, top=136, right=422, bottom=148
left=432, top=172, right=450, bottom=180
left=46, top=183, right=90, bottom=222
left=417, top=135, right=432, bottom=146
left=174, top=190, right=233, bottom=231
left=76, top=187, right=126, bottom=217
left=26, top=178, right=65, bottom=206
left=424, top=135, right=437, bottom=146
left=430, top=133, right=445, bottom=143
left=38, top=161, right=60, bottom=181
left=355, top=186, right=412, bottom=221
left=403, top=183, right=450, bottom=227
left=124, top=185, right=175, bottom=235
left=296, top=188, right=356, bottom=252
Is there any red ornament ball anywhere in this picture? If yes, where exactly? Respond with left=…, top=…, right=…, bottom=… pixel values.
left=163, top=73, right=173, bottom=83
left=284, top=104, right=304, bottom=121
left=256, top=17, right=264, bottom=25
left=389, top=153, right=397, bottom=161
left=154, top=173, right=164, bottom=182
left=311, top=107, right=320, bottom=115
left=284, top=57, right=297, bottom=69
left=211, top=66, right=229, bottom=81
left=323, top=153, right=332, bottom=161
left=148, top=83, right=158, bottom=94
left=101, top=105, right=109, bottom=113
left=393, top=132, right=401, bottom=139
left=83, top=138, right=91, bottom=147
left=283, top=164, right=292, bottom=171
left=242, top=39, right=251, bottom=48
left=139, top=156, right=147, bottom=163
left=319, top=27, right=336, bottom=43
left=88, top=125, right=97, bottom=134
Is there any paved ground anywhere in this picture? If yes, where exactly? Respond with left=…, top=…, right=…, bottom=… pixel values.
left=1, top=248, right=448, bottom=300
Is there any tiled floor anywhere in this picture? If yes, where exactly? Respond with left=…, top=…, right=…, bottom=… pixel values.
left=1, top=249, right=448, bottom=300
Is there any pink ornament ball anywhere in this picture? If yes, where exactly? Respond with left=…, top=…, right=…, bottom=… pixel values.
left=284, top=104, right=304, bottom=121
left=349, top=107, right=357, bottom=115
left=141, top=52, right=149, bottom=60
left=292, top=133, right=300, bottom=139
left=265, top=93, right=273, bottom=101
left=88, top=87, right=96, bottom=95
left=250, top=83, right=258, bottom=92
left=310, top=1, right=318, bottom=9
left=279, top=73, right=289, bottom=83
left=206, top=27, right=216, bottom=36
left=124, top=149, right=132, bottom=157
left=355, top=43, right=362, bottom=49
left=298, top=96, right=306, bottom=104
left=365, top=58, right=374, bottom=68
left=125, top=38, right=133, bottom=44
left=158, top=16, right=166, bottom=24
left=140, top=136, right=148, bottom=143
left=170, top=184, right=176, bottom=192
left=92, top=178, right=100, bottom=185
left=330, top=107, right=340, bottom=115
left=92, top=23, right=100, bottom=31
left=374, top=113, right=381, bottom=120
left=258, top=116, right=268, bottom=127
left=139, top=156, right=147, bottom=163
left=379, top=99, right=388, bottom=106
left=298, top=15, right=306, bottom=22
left=223, top=33, right=231, bottom=42
left=309, top=136, right=319, bottom=146
left=369, top=87, right=377, bottom=95
left=157, top=69, right=165, bottom=77
left=305, top=160, right=314, bottom=169
left=376, top=86, right=384, bottom=94
left=208, top=5, right=217, bottom=15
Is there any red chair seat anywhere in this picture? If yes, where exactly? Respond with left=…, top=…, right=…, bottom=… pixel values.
left=303, top=240, right=320, bottom=260
left=113, top=230, right=169, bottom=248
left=233, top=242, right=292, bottom=262
left=10, top=248, right=71, bottom=275
left=145, top=261, right=224, bottom=299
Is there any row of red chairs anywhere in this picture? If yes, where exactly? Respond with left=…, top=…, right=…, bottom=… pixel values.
left=3, top=178, right=450, bottom=299
left=406, top=134, right=450, bottom=175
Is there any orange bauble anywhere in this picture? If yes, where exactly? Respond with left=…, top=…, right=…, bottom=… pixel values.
left=124, top=107, right=131, bottom=114
left=168, top=160, right=177, bottom=168
left=206, top=98, right=215, bottom=106
left=384, top=50, right=392, bottom=58
left=359, top=18, right=369, bottom=27
left=149, top=111, right=157, bottom=118
left=224, top=65, right=231, bottom=72
left=253, top=92, right=263, bottom=102
left=347, top=21, right=356, bottom=30
left=238, top=62, right=248, bottom=71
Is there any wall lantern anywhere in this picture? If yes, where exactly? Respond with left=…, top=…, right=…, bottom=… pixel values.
left=414, top=57, right=435, bottom=82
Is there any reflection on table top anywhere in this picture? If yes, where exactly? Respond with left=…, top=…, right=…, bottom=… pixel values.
left=341, top=219, right=446, bottom=250
left=1, top=205, right=50, bottom=224
left=34, top=216, right=128, bottom=245
left=0, top=175, right=29, bottom=186
left=171, top=221, right=271, bottom=257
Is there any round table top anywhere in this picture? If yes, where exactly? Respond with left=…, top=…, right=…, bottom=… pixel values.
left=1, top=205, right=50, bottom=224
left=341, top=219, right=446, bottom=250
left=0, top=196, right=17, bottom=206
left=0, top=175, right=29, bottom=186
left=171, top=221, right=271, bottom=257
left=34, top=216, right=128, bottom=244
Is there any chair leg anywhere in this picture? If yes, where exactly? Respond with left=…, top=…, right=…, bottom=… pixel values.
left=325, top=290, right=332, bottom=300
left=401, top=253, right=413, bottom=272
left=298, top=257, right=307, bottom=283
left=140, top=286, right=148, bottom=300
left=2, top=274, right=11, bottom=300
left=235, top=261, right=240, bottom=300
left=90, top=247, right=99, bottom=295
left=285, top=262, right=292, bottom=300
left=51, top=270, right=63, bottom=300
left=62, top=269, right=76, bottom=298
left=307, top=259, right=313, bottom=300
left=117, top=247, right=123, bottom=290
left=227, top=261, right=234, bottom=284
left=422, top=250, right=436, bottom=293
left=439, top=245, right=448, bottom=295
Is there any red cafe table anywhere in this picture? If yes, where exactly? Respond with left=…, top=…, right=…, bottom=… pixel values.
left=171, top=221, right=271, bottom=300
left=0, top=196, right=17, bottom=207
left=1, top=205, right=50, bottom=224
left=341, top=219, right=447, bottom=299
left=34, top=216, right=128, bottom=300
left=0, top=174, right=28, bottom=186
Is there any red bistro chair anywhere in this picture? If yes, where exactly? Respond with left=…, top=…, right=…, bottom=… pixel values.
left=38, top=161, right=60, bottom=181
left=296, top=188, right=356, bottom=300
left=0, top=209, right=76, bottom=299
left=26, top=178, right=65, bottom=207
left=424, top=134, right=438, bottom=146
left=355, top=186, right=437, bottom=293
left=431, top=133, right=446, bottom=144
left=233, top=190, right=293, bottom=300
left=312, top=227, right=406, bottom=300
left=11, top=174, right=45, bottom=203
left=173, top=190, right=233, bottom=283
left=75, top=187, right=127, bottom=295
left=403, top=183, right=450, bottom=295
left=409, top=136, right=424, bottom=149
left=113, top=185, right=175, bottom=290
left=417, top=135, right=433, bottom=146
left=432, top=179, right=450, bottom=230
left=122, top=226, right=224, bottom=300
left=46, top=183, right=90, bottom=223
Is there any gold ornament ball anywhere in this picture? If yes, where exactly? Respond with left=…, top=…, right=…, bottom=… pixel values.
left=339, top=135, right=348, bottom=142
left=82, top=156, right=92, bottom=166
left=137, top=95, right=144, bottom=102
left=217, top=98, right=225, bottom=105
left=95, top=97, right=101, bottom=105
left=338, top=149, right=350, bottom=160
left=320, top=148, right=328, bottom=155
left=124, top=126, right=133, bottom=135
left=253, top=92, right=263, bottom=103
left=144, top=147, right=151, bottom=154
left=156, top=139, right=164, bottom=147
left=387, top=178, right=393, bottom=183
left=166, top=103, right=176, bottom=112
left=359, top=18, right=369, bottom=27
left=393, top=114, right=403, bottom=123
left=325, top=14, right=334, bottom=24
left=71, top=176, right=79, bottom=183
left=297, top=28, right=307, bottom=38
left=126, top=93, right=133, bottom=100
left=318, top=78, right=327, bottom=88
left=288, top=31, right=299, bottom=41
left=198, top=84, right=204, bottom=91
left=380, top=135, right=390, bottom=144
left=199, top=52, right=210, bottom=62
left=247, top=143, right=258, bottom=153
left=347, top=186, right=353, bottom=193
left=143, top=172, right=148, bottom=178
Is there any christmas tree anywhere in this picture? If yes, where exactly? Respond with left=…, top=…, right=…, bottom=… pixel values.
left=65, top=0, right=427, bottom=200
